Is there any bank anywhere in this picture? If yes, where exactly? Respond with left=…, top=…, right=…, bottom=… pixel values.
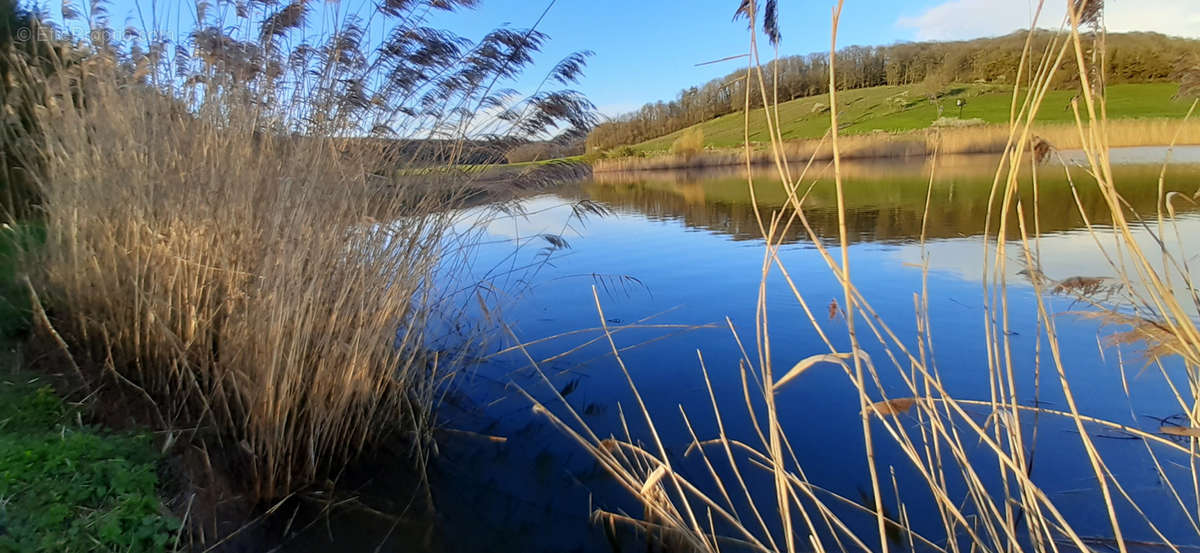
left=590, top=117, right=1200, bottom=172
left=0, top=224, right=182, bottom=552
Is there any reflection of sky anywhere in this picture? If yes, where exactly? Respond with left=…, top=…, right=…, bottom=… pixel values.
left=412, top=150, right=1200, bottom=551
left=893, top=215, right=1200, bottom=316
left=1056, top=145, right=1200, bottom=166
left=455, top=195, right=589, bottom=243
left=430, top=184, right=1200, bottom=551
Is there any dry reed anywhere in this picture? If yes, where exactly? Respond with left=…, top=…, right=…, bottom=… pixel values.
left=529, top=1, right=1200, bottom=552
left=21, top=66, right=459, bottom=500
left=592, top=117, right=1200, bottom=172
left=1, top=0, right=596, bottom=504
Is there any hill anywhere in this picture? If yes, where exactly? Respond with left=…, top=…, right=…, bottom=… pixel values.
left=615, top=82, right=1192, bottom=154
left=587, top=30, right=1200, bottom=152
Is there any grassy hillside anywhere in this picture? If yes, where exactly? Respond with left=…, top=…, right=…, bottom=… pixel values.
left=626, top=82, right=1191, bottom=153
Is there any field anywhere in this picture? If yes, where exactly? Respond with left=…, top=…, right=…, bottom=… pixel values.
left=627, top=82, right=1192, bottom=153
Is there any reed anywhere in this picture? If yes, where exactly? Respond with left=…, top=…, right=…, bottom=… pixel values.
left=26, top=88, right=458, bottom=500
left=1, top=0, right=595, bottom=505
left=592, top=117, right=1200, bottom=172
left=532, top=1, right=1200, bottom=552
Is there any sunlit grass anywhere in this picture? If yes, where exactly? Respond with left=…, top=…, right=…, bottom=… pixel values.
left=533, top=1, right=1200, bottom=552
left=625, top=82, right=1192, bottom=153
left=593, top=116, right=1200, bottom=171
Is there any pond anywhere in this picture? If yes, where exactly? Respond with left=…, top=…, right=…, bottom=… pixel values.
left=291, top=147, right=1200, bottom=552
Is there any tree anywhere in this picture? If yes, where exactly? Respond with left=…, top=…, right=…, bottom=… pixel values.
left=586, top=30, right=1200, bottom=152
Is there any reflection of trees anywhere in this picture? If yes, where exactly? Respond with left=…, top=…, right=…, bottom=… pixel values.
left=587, top=156, right=1200, bottom=245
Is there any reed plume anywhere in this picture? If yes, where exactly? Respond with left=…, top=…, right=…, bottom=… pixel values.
left=2, top=0, right=596, bottom=504
left=532, top=2, right=1200, bottom=553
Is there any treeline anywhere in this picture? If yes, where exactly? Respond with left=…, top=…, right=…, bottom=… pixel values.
left=355, top=132, right=583, bottom=167
left=587, top=30, right=1200, bottom=151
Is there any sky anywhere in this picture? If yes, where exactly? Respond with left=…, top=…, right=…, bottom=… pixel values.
left=42, top=0, right=1200, bottom=119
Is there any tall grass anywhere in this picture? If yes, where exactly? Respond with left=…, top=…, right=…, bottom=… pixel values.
left=30, top=88, right=458, bottom=500
left=592, top=117, right=1200, bottom=172
left=530, top=1, right=1200, bottom=552
left=1, top=0, right=595, bottom=504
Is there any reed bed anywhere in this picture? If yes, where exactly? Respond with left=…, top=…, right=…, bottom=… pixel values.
left=531, top=1, right=1200, bottom=552
left=592, top=117, right=1200, bottom=172
left=24, top=84, right=456, bottom=500
left=1, top=0, right=595, bottom=507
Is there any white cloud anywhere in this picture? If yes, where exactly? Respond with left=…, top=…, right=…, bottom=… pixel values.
left=897, top=0, right=1200, bottom=41
left=889, top=214, right=1200, bottom=318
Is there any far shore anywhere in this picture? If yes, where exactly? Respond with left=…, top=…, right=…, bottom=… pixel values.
left=590, top=118, right=1200, bottom=173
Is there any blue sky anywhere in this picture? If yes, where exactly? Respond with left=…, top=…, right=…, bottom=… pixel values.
left=417, top=0, right=916, bottom=117
left=43, top=0, right=1200, bottom=118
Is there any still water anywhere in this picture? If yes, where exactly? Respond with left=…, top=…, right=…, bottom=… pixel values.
left=298, top=148, right=1200, bottom=552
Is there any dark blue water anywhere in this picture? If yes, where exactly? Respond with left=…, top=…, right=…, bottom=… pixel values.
left=291, top=151, right=1200, bottom=552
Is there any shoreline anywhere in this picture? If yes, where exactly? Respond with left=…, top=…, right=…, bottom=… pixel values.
left=590, top=118, right=1200, bottom=173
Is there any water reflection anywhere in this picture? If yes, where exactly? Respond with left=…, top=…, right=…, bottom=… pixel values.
left=294, top=149, right=1200, bottom=552
left=587, top=152, right=1200, bottom=244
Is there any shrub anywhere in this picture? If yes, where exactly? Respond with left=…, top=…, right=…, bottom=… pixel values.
left=670, top=127, right=705, bottom=158
left=505, top=142, right=559, bottom=163
left=609, top=145, right=640, bottom=158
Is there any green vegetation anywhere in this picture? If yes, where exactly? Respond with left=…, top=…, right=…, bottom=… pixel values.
left=621, top=82, right=1190, bottom=154
left=0, top=375, right=178, bottom=552
left=587, top=29, right=1200, bottom=151
left=546, top=7, right=1200, bottom=553
left=0, top=227, right=176, bottom=553
left=499, top=154, right=589, bottom=169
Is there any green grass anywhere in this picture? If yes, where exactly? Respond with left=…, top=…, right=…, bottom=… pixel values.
left=626, top=82, right=1191, bottom=153
left=0, top=374, right=179, bottom=552
left=500, top=154, right=587, bottom=168
left=0, top=226, right=177, bottom=553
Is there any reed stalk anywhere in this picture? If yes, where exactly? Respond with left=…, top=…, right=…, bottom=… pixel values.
left=530, top=1, right=1200, bottom=552
left=1, top=0, right=596, bottom=505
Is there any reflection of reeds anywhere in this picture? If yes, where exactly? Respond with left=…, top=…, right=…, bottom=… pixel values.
left=538, top=1, right=1200, bottom=553
left=1082, top=310, right=1194, bottom=364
